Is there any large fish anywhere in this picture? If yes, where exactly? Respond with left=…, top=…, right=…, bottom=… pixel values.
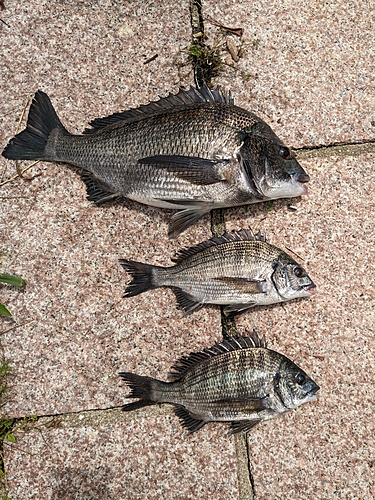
left=120, top=332, right=320, bottom=434
left=120, top=228, right=315, bottom=315
left=2, top=85, right=310, bottom=238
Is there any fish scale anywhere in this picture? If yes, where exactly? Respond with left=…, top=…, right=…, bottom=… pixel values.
left=2, top=84, right=310, bottom=238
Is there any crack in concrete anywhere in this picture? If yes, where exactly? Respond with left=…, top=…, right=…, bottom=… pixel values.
left=234, top=434, right=255, bottom=500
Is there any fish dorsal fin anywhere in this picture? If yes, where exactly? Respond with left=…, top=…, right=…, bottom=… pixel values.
left=171, top=228, right=266, bottom=264
left=83, top=83, right=234, bottom=134
left=168, top=333, right=267, bottom=381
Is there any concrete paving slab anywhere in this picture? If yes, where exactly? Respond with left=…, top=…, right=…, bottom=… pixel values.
left=225, top=153, right=375, bottom=498
left=203, top=0, right=375, bottom=147
left=4, top=414, right=239, bottom=499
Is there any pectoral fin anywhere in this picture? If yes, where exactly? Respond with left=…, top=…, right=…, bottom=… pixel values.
left=214, top=397, right=267, bottom=411
left=138, top=155, right=227, bottom=185
left=168, top=205, right=211, bottom=239
left=215, top=277, right=266, bottom=294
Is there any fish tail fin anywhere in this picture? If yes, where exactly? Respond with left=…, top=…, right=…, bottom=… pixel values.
left=2, top=90, right=68, bottom=161
left=119, top=259, right=159, bottom=297
left=119, top=372, right=159, bottom=411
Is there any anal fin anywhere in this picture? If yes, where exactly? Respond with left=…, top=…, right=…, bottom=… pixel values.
left=81, top=171, right=120, bottom=204
left=230, top=419, right=261, bottom=434
left=168, top=205, right=211, bottom=239
left=174, top=405, right=207, bottom=434
left=171, top=287, right=203, bottom=314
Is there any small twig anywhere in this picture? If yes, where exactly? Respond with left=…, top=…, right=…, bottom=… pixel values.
left=0, top=160, right=40, bottom=187
left=284, top=246, right=305, bottom=261
left=15, top=161, right=23, bottom=177
left=15, top=95, right=31, bottom=134
left=0, top=319, right=35, bottom=336
left=13, top=97, right=32, bottom=179
left=0, top=163, right=6, bottom=183
left=3, top=441, right=39, bottom=457
left=143, top=54, right=158, bottom=65
left=205, top=15, right=244, bottom=37
left=0, top=18, right=10, bottom=28
left=0, top=95, right=31, bottom=186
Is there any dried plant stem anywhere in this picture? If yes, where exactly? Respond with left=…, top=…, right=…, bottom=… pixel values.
left=15, top=95, right=32, bottom=135
left=0, top=160, right=40, bottom=187
left=0, top=320, right=34, bottom=336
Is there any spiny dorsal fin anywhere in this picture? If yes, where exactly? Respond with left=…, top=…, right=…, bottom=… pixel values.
left=83, top=83, right=234, bottom=134
left=171, top=228, right=266, bottom=264
left=168, top=333, right=267, bottom=382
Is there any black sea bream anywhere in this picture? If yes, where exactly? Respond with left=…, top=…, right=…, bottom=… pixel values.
left=120, top=229, right=316, bottom=315
left=2, top=85, right=309, bottom=237
left=120, top=333, right=320, bottom=434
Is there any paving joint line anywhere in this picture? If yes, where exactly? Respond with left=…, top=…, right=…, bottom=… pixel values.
left=190, top=0, right=254, bottom=496
left=295, top=140, right=374, bottom=159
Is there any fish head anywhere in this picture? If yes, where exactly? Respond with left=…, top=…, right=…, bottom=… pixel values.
left=275, top=360, right=320, bottom=410
left=271, top=253, right=316, bottom=300
left=239, top=122, right=309, bottom=200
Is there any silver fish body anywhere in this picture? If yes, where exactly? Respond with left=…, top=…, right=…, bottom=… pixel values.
left=120, top=333, right=320, bottom=434
left=120, top=229, right=316, bottom=315
left=2, top=85, right=310, bottom=237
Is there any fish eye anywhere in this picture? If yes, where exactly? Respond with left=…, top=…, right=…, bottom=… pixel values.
left=278, top=146, right=291, bottom=160
left=295, top=373, right=307, bottom=385
left=294, top=266, right=304, bottom=278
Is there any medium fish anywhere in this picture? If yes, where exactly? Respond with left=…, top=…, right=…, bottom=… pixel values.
left=120, top=228, right=315, bottom=315
left=120, top=332, right=320, bottom=434
left=2, top=85, right=310, bottom=238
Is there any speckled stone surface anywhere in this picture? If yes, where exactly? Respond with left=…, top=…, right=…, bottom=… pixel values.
left=203, top=0, right=375, bottom=147
left=4, top=415, right=239, bottom=499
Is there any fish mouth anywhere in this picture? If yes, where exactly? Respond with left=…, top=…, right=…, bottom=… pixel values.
left=293, top=172, right=310, bottom=184
left=308, top=385, right=320, bottom=401
left=292, top=172, right=309, bottom=194
left=303, top=283, right=316, bottom=295
left=260, top=158, right=310, bottom=198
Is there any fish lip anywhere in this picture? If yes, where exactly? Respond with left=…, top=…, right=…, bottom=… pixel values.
left=291, top=172, right=309, bottom=195
left=308, top=385, right=320, bottom=400
left=304, top=283, right=316, bottom=295
left=293, top=172, right=310, bottom=184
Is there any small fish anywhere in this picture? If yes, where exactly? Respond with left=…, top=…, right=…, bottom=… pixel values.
left=2, top=85, right=310, bottom=238
left=120, top=332, right=320, bottom=434
left=120, top=228, right=316, bottom=315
